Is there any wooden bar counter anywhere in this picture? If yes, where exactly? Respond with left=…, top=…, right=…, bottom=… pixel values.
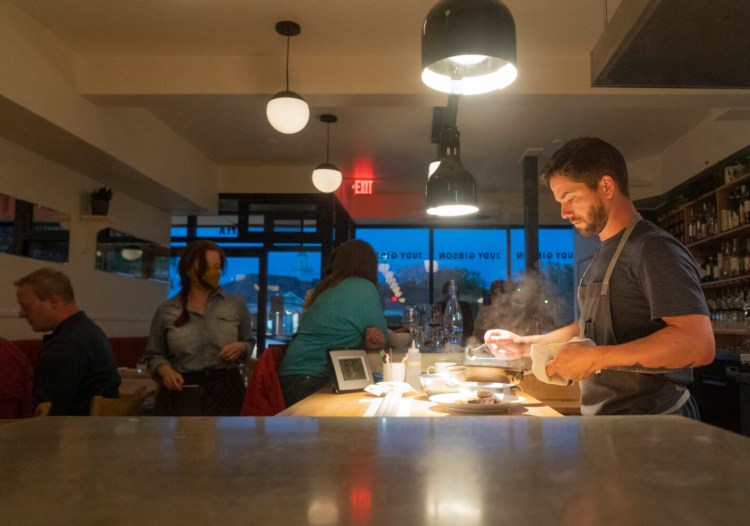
left=279, top=388, right=563, bottom=417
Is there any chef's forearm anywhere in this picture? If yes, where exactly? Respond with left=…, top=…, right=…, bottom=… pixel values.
left=593, top=314, right=715, bottom=370
left=525, top=322, right=579, bottom=345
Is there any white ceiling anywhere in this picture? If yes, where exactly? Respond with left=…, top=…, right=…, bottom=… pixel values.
left=7, top=0, right=750, bottom=219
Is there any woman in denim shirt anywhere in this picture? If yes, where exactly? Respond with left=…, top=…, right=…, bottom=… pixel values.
left=145, top=240, right=254, bottom=415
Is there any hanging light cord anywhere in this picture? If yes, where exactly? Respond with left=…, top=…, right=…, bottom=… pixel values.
left=285, top=33, right=291, bottom=91
left=325, top=123, right=331, bottom=163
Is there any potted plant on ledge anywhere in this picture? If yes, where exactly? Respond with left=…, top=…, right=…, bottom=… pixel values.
left=90, top=187, right=113, bottom=216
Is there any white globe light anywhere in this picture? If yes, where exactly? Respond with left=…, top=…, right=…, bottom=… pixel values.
left=266, top=91, right=310, bottom=134
left=312, top=164, right=342, bottom=193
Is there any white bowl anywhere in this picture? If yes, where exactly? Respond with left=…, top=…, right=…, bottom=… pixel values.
left=419, top=373, right=461, bottom=396
left=388, top=330, right=413, bottom=350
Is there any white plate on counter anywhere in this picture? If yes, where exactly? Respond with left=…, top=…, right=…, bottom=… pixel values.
left=429, top=392, right=526, bottom=413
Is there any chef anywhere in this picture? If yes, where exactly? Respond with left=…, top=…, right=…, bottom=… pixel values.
left=485, top=136, right=715, bottom=417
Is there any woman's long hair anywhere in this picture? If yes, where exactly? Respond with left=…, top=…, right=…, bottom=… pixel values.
left=304, top=240, right=378, bottom=308
left=174, top=240, right=227, bottom=327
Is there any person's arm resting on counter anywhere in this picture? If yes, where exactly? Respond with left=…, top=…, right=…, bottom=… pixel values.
left=364, top=327, right=385, bottom=351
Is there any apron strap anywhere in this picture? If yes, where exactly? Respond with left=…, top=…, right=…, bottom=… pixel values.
left=600, top=213, right=642, bottom=296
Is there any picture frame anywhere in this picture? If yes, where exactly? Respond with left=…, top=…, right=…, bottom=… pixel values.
left=327, top=348, right=373, bottom=393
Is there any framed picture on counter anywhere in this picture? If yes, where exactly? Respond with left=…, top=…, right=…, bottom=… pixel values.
left=327, top=349, right=373, bottom=393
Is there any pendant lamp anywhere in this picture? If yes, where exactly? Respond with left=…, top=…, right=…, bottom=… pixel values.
left=425, top=124, right=478, bottom=216
left=312, top=114, right=343, bottom=193
left=266, top=21, right=310, bottom=134
left=421, top=0, right=517, bottom=95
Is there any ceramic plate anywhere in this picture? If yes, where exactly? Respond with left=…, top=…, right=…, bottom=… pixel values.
left=429, top=392, right=526, bottom=413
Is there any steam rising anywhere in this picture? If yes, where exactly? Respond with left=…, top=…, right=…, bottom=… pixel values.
left=471, top=273, right=566, bottom=342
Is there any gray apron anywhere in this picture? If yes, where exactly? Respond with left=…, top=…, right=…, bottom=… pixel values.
left=577, top=215, right=690, bottom=415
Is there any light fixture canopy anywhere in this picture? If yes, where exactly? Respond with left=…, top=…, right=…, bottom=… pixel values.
left=425, top=124, right=478, bottom=216
left=421, top=0, right=517, bottom=95
left=266, top=20, right=310, bottom=134
left=312, top=114, right=343, bottom=193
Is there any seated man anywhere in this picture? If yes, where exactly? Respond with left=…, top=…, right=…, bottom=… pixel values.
left=0, top=338, right=34, bottom=419
left=15, top=268, right=120, bottom=416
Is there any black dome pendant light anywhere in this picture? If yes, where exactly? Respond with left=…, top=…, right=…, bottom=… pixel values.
left=425, top=96, right=478, bottom=216
left=421, top=0, right=517, bottom=95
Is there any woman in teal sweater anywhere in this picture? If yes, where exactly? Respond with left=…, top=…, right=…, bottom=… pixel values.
left=279, top=240, right=387, bottom=406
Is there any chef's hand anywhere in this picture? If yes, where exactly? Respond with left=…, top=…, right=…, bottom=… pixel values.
left=483, top=329, right=530, bottom=360
left=545, top=343, right=600, bottom=382
left=157, top=364, right=185, bottom=391
left=218, top=341, right=246, bottom=361
left=364, top=327, right=386, bottom=351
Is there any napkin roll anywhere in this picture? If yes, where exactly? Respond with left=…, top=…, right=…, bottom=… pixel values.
left=530, top=337, right=595, bottom=385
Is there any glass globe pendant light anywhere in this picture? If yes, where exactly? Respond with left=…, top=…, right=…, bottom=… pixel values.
left=421, top=0, right=517, bottom=95
left=312, top=114, right=343, bottom=193
left=266, top=21, right=310, bottom=134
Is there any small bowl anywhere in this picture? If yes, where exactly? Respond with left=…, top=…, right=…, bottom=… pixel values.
left=388, top=330, right=413, bottom=350
left=419, top=373, right=462, bottom=396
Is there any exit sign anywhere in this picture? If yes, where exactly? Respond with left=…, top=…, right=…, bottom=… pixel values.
left=352, top=180, right=373, bottom=195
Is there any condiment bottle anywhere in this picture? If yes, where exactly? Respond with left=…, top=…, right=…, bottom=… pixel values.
left=405, top=341, right=422, bottom=391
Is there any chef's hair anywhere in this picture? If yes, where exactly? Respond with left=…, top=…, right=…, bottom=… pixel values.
left=539, top=136, right=629, bottom=197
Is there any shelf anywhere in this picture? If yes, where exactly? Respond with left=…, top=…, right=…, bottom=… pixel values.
left=713, top=329, right=750, bottom=335
left=686, top=222, right=750, bottom=250
left=701, top=275, right=750, bottom=288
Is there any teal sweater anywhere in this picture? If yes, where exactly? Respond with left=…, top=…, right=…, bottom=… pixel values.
left=279, top=277, right=387, bottom=377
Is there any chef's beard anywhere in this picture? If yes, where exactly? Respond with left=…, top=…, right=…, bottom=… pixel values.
left=572, top=199, right=608, bottom=237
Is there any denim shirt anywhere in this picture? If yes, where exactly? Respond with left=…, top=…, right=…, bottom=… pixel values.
left=144, top=289, right=254, bottom=375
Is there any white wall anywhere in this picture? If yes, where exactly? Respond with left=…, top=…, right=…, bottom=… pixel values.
left=0, top=137, right=170, bottom=340
left=660, top=113, right=750, bottom=191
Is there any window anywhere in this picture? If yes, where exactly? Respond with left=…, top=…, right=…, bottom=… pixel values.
left=356, top=228, right=430, bottom=325
left=0, top=192, right=69, bottom=263
left=357, top=226, right=575, bottom=331
left=170, top=193, right=353, bottom=352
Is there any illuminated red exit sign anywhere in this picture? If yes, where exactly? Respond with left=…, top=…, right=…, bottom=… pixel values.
left=352, top=180, right=373, bottom=195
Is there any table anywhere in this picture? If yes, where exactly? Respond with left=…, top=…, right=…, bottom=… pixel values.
left=117, top=367, right=158, bottom=395
left=118, top=367, right=159, bottom=414
left=279, top=388, right=563, bottom=417
left=1, top=416, right=747, bottom=525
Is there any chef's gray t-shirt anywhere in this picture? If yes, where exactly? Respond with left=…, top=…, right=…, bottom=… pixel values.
left=579, top=220, right=710, bottom=415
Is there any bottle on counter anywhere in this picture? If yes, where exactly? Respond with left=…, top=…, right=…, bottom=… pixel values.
left=443, top=279, right=463, bottom=346
left=404, top=341, right=422, bottom=391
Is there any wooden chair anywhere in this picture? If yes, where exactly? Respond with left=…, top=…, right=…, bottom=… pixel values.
left=90, top=386, right=147, bottom=416
left=34, top=402, right=51, bottom=417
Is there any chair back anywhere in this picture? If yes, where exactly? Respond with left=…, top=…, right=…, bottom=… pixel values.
left=240, top=345, right=287, bottom=416
left=90, top=386, right=147, bottom=416
left=34, top=402, right=51, bottom=417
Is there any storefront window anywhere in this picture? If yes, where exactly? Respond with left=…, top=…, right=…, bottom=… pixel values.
left=357, top=226, right=575, bottom=331
left=356, top=228, right=430, bottom=325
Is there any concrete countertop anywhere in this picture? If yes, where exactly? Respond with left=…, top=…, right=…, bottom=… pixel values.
left=1, top=415, right=748, bottom=525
